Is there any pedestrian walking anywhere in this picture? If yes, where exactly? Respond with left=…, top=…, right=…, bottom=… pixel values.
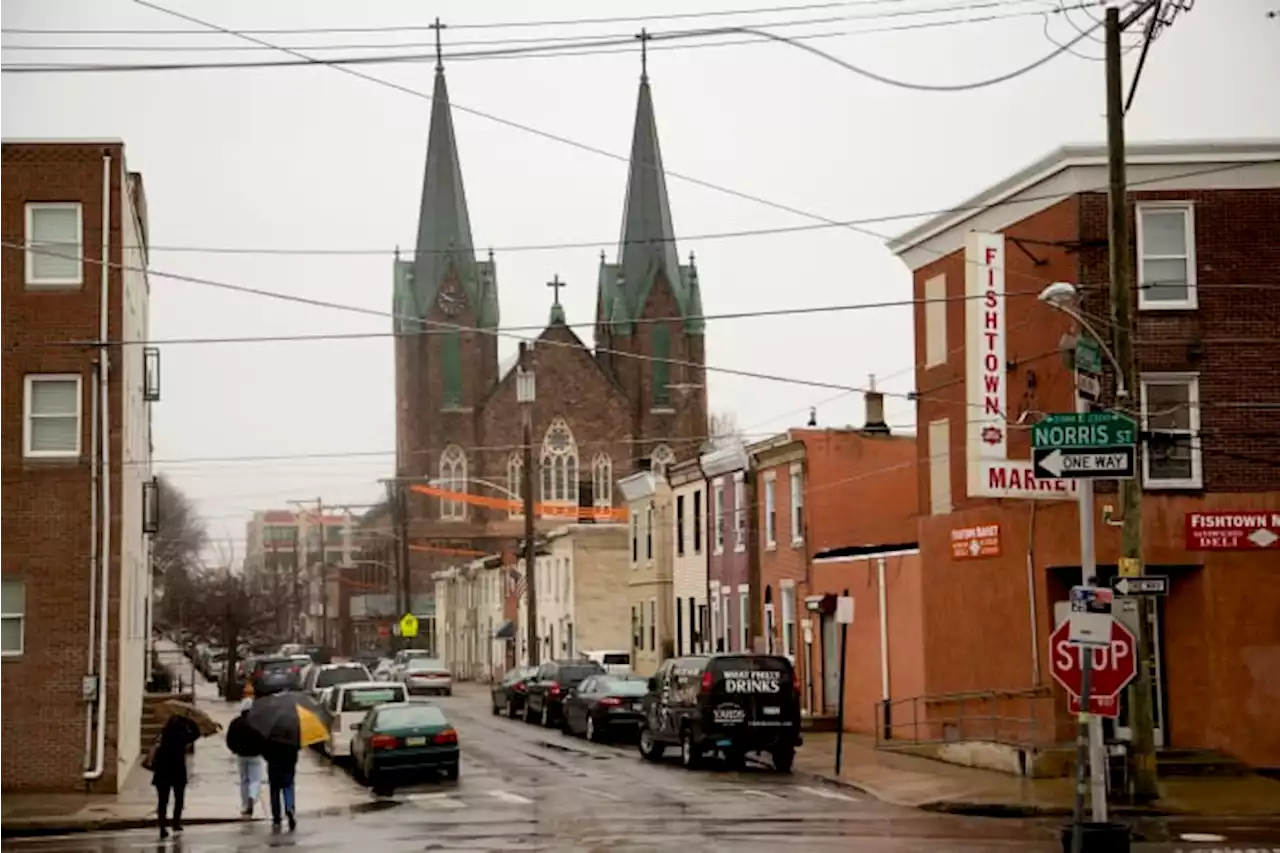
left=148, top=713, right=201, bottom=839
left=235, top=693, right=264, bottom=817
left=263, top=740, right=299, bottom=831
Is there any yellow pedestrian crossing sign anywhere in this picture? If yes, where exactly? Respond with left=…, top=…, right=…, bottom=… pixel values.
left=399, top=613, right=419, bottom=638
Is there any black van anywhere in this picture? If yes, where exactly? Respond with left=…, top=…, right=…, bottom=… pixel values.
left=637, top=653, right=802, bottom=772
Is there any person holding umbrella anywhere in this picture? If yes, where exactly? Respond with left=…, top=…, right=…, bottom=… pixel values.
left=147, top=700, right=221, bottom=839
left=232, top=687, right=264, bottom=817
left=238, top=690, right=329, bottom=831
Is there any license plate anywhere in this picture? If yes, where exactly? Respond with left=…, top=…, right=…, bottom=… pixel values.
left=349, top=723, right=361, bottom=730
left=405, top=736, right=427, bottom=746
left=763, top=706, right=780, bottom=716
left=631, top=702, right=642, bottom=710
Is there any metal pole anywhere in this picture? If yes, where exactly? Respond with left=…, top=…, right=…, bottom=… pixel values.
left=1076, top=392, right=1109, bottom=824
left=519, top=342, right=539, bottom=667
left=1071, top=649, right=1095, bottom=853
left=834, top=616, right=849, bottom=776
left=316, top=498, right=327, bottom=650
left=1105, top=4, right=1159, bottom=803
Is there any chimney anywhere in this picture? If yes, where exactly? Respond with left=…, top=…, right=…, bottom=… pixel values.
left=862, top=374, right=891, bottom=435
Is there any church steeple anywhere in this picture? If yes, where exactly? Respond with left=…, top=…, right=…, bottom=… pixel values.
left=597, top=53, right=703, bottom=338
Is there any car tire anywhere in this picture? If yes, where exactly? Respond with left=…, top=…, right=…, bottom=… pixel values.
left=506, top=698, right=518, bottom=719
left=773, top=747, right=795, bottom=773
left=540, top=704, right=551, bottom=727
left=585, top=715, right=599, bottom=743
left=680, top=730, right=702, bottom=770
left=523, top=702, right=536, bottom=723
left=638, top=725, right=665, bottom=762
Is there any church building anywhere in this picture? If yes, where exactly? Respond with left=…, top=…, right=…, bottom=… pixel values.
left=393, top=54, right=710, bottom=597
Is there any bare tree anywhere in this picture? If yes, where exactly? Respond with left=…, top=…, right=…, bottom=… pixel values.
left=708, top=410, right=742, bottom=443
left=151, top=474, right=207, bottom=583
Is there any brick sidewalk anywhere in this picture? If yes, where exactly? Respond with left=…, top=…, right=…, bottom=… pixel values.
left=796, top=731, right=1280, bottom=818
left=2, top=641, right=372, bottom=837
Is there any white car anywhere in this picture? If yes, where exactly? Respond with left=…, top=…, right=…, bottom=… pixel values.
left=400, top=657, right=452, bottom=697
left=583, top=650, right=632, bottom=677
left=301, top=661, right=374, bottom=699
left=320, top=681, right=408, bottom=759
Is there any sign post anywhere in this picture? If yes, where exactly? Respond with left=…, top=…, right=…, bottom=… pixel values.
left=833, top=595, right=854, bottom=777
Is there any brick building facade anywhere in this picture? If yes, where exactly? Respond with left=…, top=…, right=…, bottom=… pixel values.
left=393, top=61, right=710, bottom=616
left=889, top=140, right=1280, bottom=766
left=2, top=140, right=156, bottom=791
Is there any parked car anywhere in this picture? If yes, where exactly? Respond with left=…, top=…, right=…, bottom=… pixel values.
left=399, top=657, right=452, bottom=697
left=637, top=653, right=802, bottom=772
left=248, top=655, right=306, bottom=696
left=319, top=681, right=408, bottom=760
left=372, top=658, right=396, bottom=682
left=490, top=666, right=538, bottom=717
left=301, top=661, right=373, bottom=699
left=389, top=649, right=433, bottom=680
left=522, top=659, right=605, bottom=727
left=561, top=674, right=648, bottom=742
left=583, top=650, right=633, bottom=676
left=351, top=702, right=460, bottom=787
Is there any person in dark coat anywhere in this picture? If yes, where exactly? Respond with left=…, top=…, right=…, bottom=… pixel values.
left=151, top=714, right=201, bottom=838
left=263, top=740, right=300, bottom=831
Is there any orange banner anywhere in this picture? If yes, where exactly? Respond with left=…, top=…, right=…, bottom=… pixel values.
left=409, top=484, right=629, bottom=522
left=408, top=543, right=490, bottom=557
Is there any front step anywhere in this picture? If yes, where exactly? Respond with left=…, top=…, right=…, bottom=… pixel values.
left=1157, top=748, right=1250, bottom=777
left=801, top=714, right=840, bottom=733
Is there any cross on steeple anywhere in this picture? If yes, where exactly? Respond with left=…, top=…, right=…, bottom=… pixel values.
left=636, top=28, right=652, bottom=81
left=547, top=274, right=566, bottom=306
left=430, top=17, right=447, bottom=72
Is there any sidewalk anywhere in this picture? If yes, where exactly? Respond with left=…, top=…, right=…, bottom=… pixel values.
left=2, top=642, right=373, bottom=837
left=796, top=731, right=1280, bottom=818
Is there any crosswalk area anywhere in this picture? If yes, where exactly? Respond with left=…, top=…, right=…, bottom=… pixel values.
left=394, top=781, right=859, bottom=813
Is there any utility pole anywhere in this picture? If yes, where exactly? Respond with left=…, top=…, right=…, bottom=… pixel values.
left=398, top=485, right=412, bottom=648
left=290, top=526, right=301, bottom=643
left=315, top=497, right=327, bottom=650
left=517, top=342, right=539, bottom=666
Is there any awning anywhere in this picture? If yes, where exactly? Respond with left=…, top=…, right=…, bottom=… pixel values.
left=494, top=620, right=516, bottom=639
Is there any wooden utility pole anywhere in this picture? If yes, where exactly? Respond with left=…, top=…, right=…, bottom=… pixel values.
left=519, top=342, right=539, bottom=666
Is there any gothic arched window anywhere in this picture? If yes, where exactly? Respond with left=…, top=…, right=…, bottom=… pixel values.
left=439, top=445, right=467, bottom=520
left=507, top=452, right=524, bottom=518
left=540, top=418, right=579, bottom=511
left=592, top=453, right=613, bottom=508
left=651, top=443, right=676, bottom=478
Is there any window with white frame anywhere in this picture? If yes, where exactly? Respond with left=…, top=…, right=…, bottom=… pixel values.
left=1, top=580, right=24, bottom=656
left=23, top=374, right=82, bottom=458
left=709, top=589, right=720, bottom=652
left=733, top=474, right=745, bottom=551
left=591, top=452, right=613, bottom=508
left=789, top=464, right=804, bottom=544
left=781, top=583, right=796, bottom=660
left=1141, top=374, right=1202, bottom=489
left=738, top=589, right=749, bottom=652
left=764, top=473, right=777, bottom=548
left=438, top=445, right=467, bottom=519
left=648, top=598, right=656, bottom=650
left=645, top=503, right=654, bottom=561
left=630, top=509, right=639, bottom=565
left=25, top=202, right=83, bottom=288
left=540, top=418, right=579, bottom=508
left=722, top=590, right=731, bottom=651
left=924, top=273, right=948, bottom=367
left=1137, top=203, right=1197, bottom=309
left=507, top=452, right=524, bottom=518
left=712, top=482, right=725, bottom=553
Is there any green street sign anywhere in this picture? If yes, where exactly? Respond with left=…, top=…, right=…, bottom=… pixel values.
left=1032, top=410, right=1137, bottom=449
left=1074, top=336, right=1104, bottom=375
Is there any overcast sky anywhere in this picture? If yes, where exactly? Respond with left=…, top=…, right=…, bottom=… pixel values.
left=4, top=0, right=1277, bottom=558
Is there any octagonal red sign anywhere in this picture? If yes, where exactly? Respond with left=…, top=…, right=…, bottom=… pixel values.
left=1049, top=618, right=1137, bottom=700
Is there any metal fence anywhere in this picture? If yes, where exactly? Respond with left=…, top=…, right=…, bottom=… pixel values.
left=874, top=687, right=1065, bottom=748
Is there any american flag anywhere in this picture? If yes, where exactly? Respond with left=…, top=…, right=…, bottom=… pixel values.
left=507, top=567, right=526, bottom=601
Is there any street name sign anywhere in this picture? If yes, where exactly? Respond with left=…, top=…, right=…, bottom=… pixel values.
left=1031, top=410, right=1138, bottom=449
left=1033, top=446, right=1136, bottom=480
left=1074, top=336, right=1104, bottom=375
left=1110, top=575, right=1168, bottom=596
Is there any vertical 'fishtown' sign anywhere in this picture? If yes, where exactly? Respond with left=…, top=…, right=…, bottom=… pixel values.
left=964, top=232, right=1075, bottom=500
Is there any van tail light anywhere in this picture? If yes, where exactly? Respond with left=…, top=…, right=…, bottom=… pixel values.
left=548, top=682, right=562, bottom=697
left=700, top=672, right=713, bottom=694
left=433, top=728, right=458, bottom=745
left=513, top=681, right=526, bottom=693
left=793, top=671, right=801, bottom=693
left=370, top=734, right=398, bottom=750
left=598, top=697, right=622, bottom=707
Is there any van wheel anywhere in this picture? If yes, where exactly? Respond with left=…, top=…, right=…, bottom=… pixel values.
left=638, top=725, right=665, bottom=762
left=523, top=702, right=536, bottom=723
left=773, top=747, right=795, bottom=773
left=723, top=748, right=746, bottom=769
left=680, top=730, right=703, bottom=770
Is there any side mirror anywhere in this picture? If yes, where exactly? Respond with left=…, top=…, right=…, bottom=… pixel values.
left=647, top=677, right=658, bottom=692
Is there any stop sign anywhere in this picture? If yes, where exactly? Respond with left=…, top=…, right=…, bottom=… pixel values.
left=378, top=623, right=390, bottom=638
left=1049, top=618, right=1137, bottom=701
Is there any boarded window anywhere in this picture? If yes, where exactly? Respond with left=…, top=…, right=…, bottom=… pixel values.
left=651, top=325, right=671, bottom=407
left=928, top=419, right=952, bottom=515
left=925, top=274, right=948, bottom=367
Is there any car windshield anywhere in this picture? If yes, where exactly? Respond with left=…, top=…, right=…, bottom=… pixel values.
left=342, top=686, right=404, bottom=712
left=257, top=659, right=294, bottom=673
left=598, top=677, right=648, bottom=696
left=558, top=664, right=603, bottom=684
left=316, top=665, right=371, bottom=688
left=406, top=658, right=444, bottom=672
left=374, top=704, right=448, bottom=731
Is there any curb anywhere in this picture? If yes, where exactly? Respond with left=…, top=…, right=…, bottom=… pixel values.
left=1, top=803, right=376, bottom=839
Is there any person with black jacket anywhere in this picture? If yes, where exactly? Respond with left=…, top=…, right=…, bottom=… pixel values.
left=263, top=741, right=299, bottom=831
left=150, top=715, right=200, bottom=839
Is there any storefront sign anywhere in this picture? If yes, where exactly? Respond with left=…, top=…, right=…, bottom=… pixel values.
left=951, top=523, right=1002, bottom=560
left=1185, top=511, right=1280, bottom=550
left=964, top=232, right=1074, bottom=501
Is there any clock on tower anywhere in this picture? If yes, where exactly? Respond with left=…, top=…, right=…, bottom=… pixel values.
left=437, top=282, right=463, bottom=317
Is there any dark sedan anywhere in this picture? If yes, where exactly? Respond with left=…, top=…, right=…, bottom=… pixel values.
left=561, top=674, right=649, bottom=741
left=351, top=703, right=460, bottom=787
left=522, top=659, right=605, bottom=727
left=491, top=666, right=538, bottom=718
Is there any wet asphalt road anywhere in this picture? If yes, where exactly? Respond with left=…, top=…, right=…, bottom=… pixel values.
left=6, top=689, right=1279, bottom=852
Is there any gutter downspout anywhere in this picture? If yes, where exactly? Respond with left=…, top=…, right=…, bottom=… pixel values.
left=877, top=557, right=890, bottom=704
left=1026, top=501, right=1042, bottom=687
left=84, top=352, right=100, bottom=772
left=86, top=151, right=112, bottom=782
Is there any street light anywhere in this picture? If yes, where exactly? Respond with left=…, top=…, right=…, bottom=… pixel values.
left=1037, top=282, right=1128, bottom=398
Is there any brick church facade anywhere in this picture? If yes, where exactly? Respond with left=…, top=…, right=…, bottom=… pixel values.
left=393, top=59, right=710, bottom=596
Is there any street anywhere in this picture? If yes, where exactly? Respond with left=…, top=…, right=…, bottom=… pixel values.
left=7, top=687, right=1278, bottom=853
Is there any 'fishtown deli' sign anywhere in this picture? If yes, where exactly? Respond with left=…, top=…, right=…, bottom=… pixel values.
left=964, top=232, right=1074, bottom=500
left=1185, top=511, right=1280, bottom=550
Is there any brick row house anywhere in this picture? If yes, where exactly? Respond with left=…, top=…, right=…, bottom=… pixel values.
left=2, top=140, right=158, bottom=792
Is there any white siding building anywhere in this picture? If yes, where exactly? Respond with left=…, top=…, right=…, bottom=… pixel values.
left=669, top=457, right=709, bottom=656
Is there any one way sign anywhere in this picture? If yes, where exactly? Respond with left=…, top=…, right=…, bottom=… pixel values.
left=1110, top=575, right=1168, bottom=596
left=1032, top=446, right=1136, bottom=480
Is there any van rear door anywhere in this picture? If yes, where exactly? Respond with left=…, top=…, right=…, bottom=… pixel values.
left=706, top=655, right=798, bottom=731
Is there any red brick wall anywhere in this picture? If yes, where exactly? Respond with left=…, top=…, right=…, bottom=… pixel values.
left=2, top=142, right=129, bottom=792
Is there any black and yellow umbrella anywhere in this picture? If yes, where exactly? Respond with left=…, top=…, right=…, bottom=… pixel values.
left=242, top=691, right=329, bottom=748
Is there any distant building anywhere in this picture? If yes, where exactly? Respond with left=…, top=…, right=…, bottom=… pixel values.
left=2, top=140, right=157, bottom=792
left=618, top=472, right=675, bottom=676
left=701, top=441, right=751, bottom=656
left=669, top=457, right=710, bottom=657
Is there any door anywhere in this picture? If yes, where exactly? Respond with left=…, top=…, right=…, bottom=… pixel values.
left=821, top=613, right=839, bottom=715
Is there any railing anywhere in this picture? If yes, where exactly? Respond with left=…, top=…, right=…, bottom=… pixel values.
left=874, top=687, right=1066, bottom=749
